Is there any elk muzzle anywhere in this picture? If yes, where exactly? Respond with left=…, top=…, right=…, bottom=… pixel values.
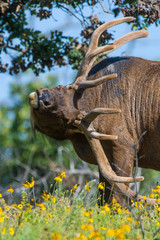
left=29, top=92, right=38, bottom=109
left=29, top=89, right=54, bottom=109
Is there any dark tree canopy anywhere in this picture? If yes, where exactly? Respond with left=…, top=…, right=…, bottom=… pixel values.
left=0, top=0, right=160, bottom=75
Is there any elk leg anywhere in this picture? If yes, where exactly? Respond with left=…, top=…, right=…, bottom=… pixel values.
left=111, top=141, right=135, bottom=205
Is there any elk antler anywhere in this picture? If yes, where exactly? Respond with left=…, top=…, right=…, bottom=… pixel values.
left=74, top=118, right=144, bottom=183
left=83, top=107, right=121, bottom=123
left=72, top=17, right=151, bottom=199
left=74, top=118, right=156, bottom=205
left=71, top=17, right=149, bottom=89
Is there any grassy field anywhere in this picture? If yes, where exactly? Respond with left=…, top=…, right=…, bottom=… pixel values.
left=0, top=171, right=160, bottom=240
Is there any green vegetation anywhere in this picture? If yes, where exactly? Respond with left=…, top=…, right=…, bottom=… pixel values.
left=0, top=173, right=160, bottom=240
left=0, top=1, right=160, bottom=74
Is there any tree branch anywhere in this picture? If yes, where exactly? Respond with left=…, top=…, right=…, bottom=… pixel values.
left=58, top=4, right=85, bottom=28
left=98, top=0, right=113, bottom=14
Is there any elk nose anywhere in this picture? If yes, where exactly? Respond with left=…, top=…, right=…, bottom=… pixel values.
left=29, top=92, right=38, bottom=109
left=40, top=90, right=51, bottom=106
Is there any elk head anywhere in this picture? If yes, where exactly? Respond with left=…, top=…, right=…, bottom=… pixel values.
left=29, top=86, right=80, bottom=140
left=29, top=17, right=155, bottom=204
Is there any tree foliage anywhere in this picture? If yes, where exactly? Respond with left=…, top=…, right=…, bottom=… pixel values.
left=0, top=0, right=160, bottom=75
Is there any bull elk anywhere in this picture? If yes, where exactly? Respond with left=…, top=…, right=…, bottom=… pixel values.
left=29, top=17, right=159, bottom=205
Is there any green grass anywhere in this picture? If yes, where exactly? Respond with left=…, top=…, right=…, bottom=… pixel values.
left=0, top=172, right=160, bottom=240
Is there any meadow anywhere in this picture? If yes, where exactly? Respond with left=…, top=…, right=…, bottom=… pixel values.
left=0, top=170, right=160, bottom=240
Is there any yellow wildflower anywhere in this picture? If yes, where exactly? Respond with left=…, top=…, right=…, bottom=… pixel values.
left=9, top=228, right=14, bottom=236
left=149, top=193, right=155, bottom=198
left=84, top=211, right=90, bottom=217
left=71, top=184, right=79, bottom=194
left=5, top=206, right=10, bottom=210
left=0, top=193, right=2, bottom=198
left=66, top=208, right=70, bottom=212
left=8, top=185, right=14, bottom=193
left=72, top=234, right=87, bottom=240
left=98, top=182, right=104, bottom=190
left=42, top=191, right=50, bottom=201
left=101, top=210, right=105, bottom=215
left=112, top=195, right=117, bottom=204
left=23, top=182, right=29, bottom=188
left=51, top=196, right=56, bottom=203
left=88, top=218, right=93, bottom=223
left=23, top=178, right=35, bottom=188
left=54, top=176, right=62, bottom=183
left=60, top=170, right=66, bottom=178
left=20, top=222, right=23, bottom=226
left=125, top=209, right=130, bottom=214
left=0, top=207, right=3, bottom=215
left=29, top=177, right=35, bottom=188
left=54, top=170, right=66, bottom=183
left=26, top=203, right=32, bottom=207
left=116, top=228, right=125, bottom=239
left=52, top=232, right=61, bottom=240
left=100, top=226, right=107, bottom=230
left=103, top=204, right=110, bottom=212
left=85, top=182, right=91, bottom=192
left=2, top=227, right=6, bottom=235
left=117, top=207, right=122, bottom=214
left=157, top=207, right=160, bottom=212
left=122, top=224, right=131, bottom=232
left=106, top=229, right=116, bottom=237
left=0, top=216, right=4, bottom=222
left=74, top=184, right=79, bottom=190
left=18, top=204, right=23, bottom=209
left=89, top=231, right=101, bottom=239
left=81, top=224, right=94, bottom=231
left=71, top=188, right=75, bottom=195
left=11, top=204, right=17, bottom=208
left=39, top=203, right=46, bottom=210
left=127, top=217, right=133, bottom=222
left=153, top=185, right=160, bottom=194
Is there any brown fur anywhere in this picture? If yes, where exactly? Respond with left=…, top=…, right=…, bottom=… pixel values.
left=30, top=56, right=160, bottom=204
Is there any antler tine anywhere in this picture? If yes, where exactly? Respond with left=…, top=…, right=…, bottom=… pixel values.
left=83, top=107, right=121, bottom=123
left=74, top=120, right=144, bottom=183
left=87, top=17, right=135, bottom=53
left=105, top=30, right=149, bottom=56
left=78, top=30, right=149, bottom=80
left=73, top=17, right=149, bottom=88
left=89, top=130, right=118, bottom=141
left=74, top=17, right=135, bottom=85
left=115, top=181, right=157, bottom=205
left=87, top=30, right=149, bottom=62
left=88, top=137, right=144, bottom=184
left=77, top=73, right=117, bottom=90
